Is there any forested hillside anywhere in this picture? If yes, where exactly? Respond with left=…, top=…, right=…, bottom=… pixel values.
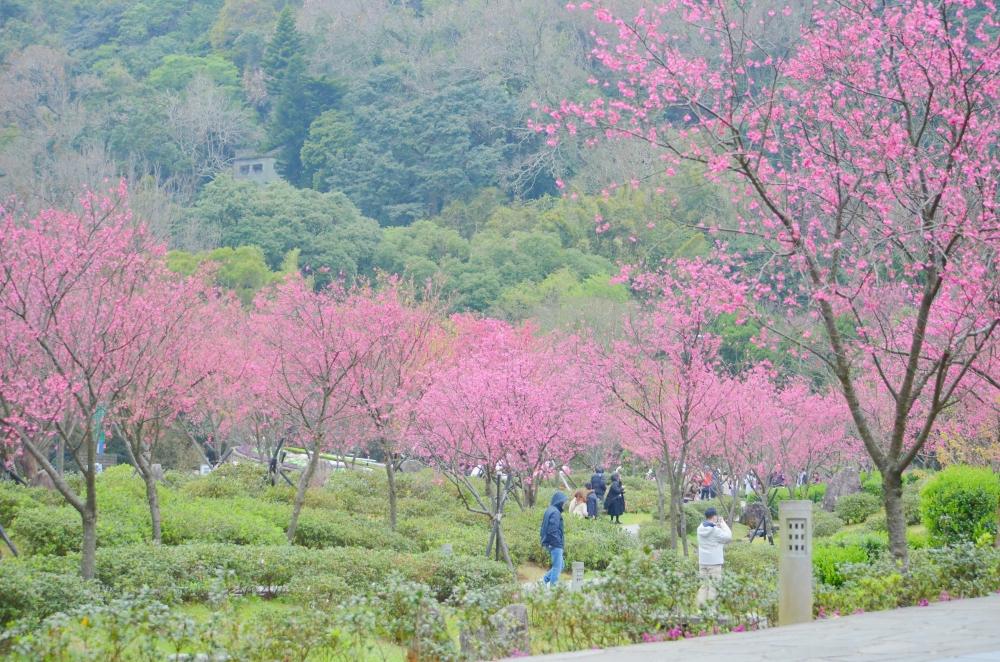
left=0, top=0, right=731, bottom=324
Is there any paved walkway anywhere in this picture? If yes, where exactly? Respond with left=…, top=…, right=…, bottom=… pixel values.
left=511, top=593, right=1000, bottom=662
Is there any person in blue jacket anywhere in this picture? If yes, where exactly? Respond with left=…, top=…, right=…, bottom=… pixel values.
left=590, top=467, right=607, bottom=511
left=540, top=491, right=567, bottom=586
left=585, top=482, right=598, bottom=519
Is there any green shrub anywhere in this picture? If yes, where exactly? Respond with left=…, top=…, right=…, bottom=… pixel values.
left=10, top=506, right=146, bottom=556
left=285, top=572, right=351, bottom=606
left=920, top=465, right=1000, bottom=546
left=722, top=541, right=778, bottom=576
left=9, top=507, right=82, bottom=556
left=813, top=544, right=867, bottom=586
left=865, top=511, right=887, bottom=532
left=860, top=470, right=883, bottom=497
left=903, top=484, right=923, bottom=525
left=563, top=518, right=637, bottom=570
left=682, top=503, right=704, bottom=534
left=0, top=482, right=40, bottom=528
left=638, top=523, right=672, bottom=551
left=806, top=483, right=827, bottom=503
left=812, top=507, right=845, bottom=537
left=160, top=498, right=285, bottom=546
left=834, top=492, right=881, bottom=525
left=291, top=509, right=415, bottom=552
left=826, top=530, right=889, bottom=561
left=619, top=477, right=659, bottom=514
left=181, top=462, right=268, bottom=499
left=0, top=561, right=102, bottom=625
left=85, top=543, right=512, bottom=604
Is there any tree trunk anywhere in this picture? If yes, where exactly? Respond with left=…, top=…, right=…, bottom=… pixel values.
left=883, top=467, right=908, bottom=566
left=386, top=454, right=399, bottom=530
left=654, top=464, right=667, bottom=524
left=677, top=492, right=689, bottom=557
left=287, top=442, right=321, bottom=543
left=143, top=472, right=162, bottom=544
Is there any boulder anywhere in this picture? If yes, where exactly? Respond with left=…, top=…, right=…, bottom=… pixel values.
left=822, top=467, right=861, bottom=512
left=400, top=459, right=426, bottom=473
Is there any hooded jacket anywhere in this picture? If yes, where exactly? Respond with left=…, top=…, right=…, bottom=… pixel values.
left=540, top=491, right=567, bottom=549
left=696, top=518, right=732, bottom=565
left=590, top=470, right=607, bottom=499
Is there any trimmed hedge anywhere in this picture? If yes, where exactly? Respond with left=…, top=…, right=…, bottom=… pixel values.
left=0, top=561, right=101, bottom=626
left=160, top=498, right=285, bottom=546
left=87, top=543, right=512, bottom=604
left=10, top=505, right=147, bottom=556
left=291, top=508, right=416, bottom=552
left=921, top=466, right=1000, bottom=546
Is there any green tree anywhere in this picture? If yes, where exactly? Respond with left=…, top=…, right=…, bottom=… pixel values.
left=147, top=54, right=240, bottom=93
left=302, top=69, right=524, bottom=225
left=260, top=6, right=302, bottom=97
left=186, top=176, right=381, bottom=282
left=166, top=245, right=293, bottom=304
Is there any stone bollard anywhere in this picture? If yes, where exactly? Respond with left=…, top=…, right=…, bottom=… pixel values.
left=440, top=543, right=453, bottom=556
left=151, top=463, right=164, bottom=482
left=779, top=500, right=813, bottom=625
left=571, top=561, right=584, bottom=591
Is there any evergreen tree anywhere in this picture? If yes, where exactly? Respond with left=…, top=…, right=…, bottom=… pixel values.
left=261, top=7, right=303, bottom=99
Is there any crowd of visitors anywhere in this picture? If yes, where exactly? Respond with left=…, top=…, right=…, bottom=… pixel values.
left=540, top=465, right=755, bottom=596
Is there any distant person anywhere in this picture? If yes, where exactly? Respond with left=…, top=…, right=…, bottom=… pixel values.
left=585, top=482, right=598, bottom=519
left=540, top=491, right=567, bottom=587
left=696, top=506, right=732, bottom=607
left=590, top=467, right=607, bottom=509
left=605, top=473, right=626, bottom=524
left=568, top=489, right=588, bottom=518
left=700, top=471, right=714, bottom=500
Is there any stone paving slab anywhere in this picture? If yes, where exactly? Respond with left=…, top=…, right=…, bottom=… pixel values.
left=508, top=594, right=1000, bottom=662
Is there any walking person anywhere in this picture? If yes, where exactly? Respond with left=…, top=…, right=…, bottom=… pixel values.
left=605, top=473, right=626, bottom=523
left=696, top=506, right=732, bottom=607
left=540, top=491, right=567, bottom=587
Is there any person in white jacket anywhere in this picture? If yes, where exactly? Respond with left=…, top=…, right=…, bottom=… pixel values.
left=696, top=506, right=732, bottom=607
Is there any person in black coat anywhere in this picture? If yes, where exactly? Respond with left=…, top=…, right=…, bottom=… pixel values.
left=605, top=473, right=626, bottom=523
left=590, top=467, right=607, bottom=510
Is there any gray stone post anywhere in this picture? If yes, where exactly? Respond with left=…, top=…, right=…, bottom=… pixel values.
left=571, top=561, right=584, bottom=590
left=779, top=500, right=813, bottom=625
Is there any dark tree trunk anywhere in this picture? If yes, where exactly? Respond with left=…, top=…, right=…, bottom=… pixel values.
left=883, top=467, right=908, bottom=565
left=287, top=440, right=321, bottom=542
left=143, top=472, right=162, bottom=544
left=655, top=464, right=667, bottom=524
left=386, top=453, right=399, bottom=530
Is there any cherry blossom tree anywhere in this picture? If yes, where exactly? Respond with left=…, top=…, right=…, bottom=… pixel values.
left=0, top=184, right=166, bottom=578
left=251, top=279, right=372, bottom=542
left=551, top=1, right=1000, bottom=562
left=590, top=259, right=743, bottom=554
left=111, top=280, right=238, bottom=543
left=343, top=280, right=445, bottom=530
left=412, top=316, right=603, bottom=570
left=712, top=366, right=855, bottom=539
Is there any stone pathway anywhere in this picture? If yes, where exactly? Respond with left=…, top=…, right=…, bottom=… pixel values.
left=508, top=593, right=1000, bottom=662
